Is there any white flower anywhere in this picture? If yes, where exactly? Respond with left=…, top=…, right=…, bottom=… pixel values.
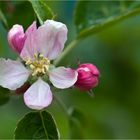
left=0, top=20, right=78, bottom=110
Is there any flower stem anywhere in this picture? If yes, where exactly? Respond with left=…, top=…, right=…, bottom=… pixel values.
left=54, top=8, right=140, bottom=66
left=54, top=39, right=79, bottom=66
left=53, top=94, right=70, bottom=118
left=77, top=8, right=140, bottom=39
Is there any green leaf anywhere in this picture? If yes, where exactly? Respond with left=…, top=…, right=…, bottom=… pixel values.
left=0, top=1, right=35, bottom=29
left=0, top=9, right=8, bottom=29
left=14, top=111, right=60, bottom=139
left=0, top=86, right=10, bottom=105
left=29, top=0, right=54, bottom=25
left=69, top=107, right=86, bottom=139
left=74, top=1, right=140, bottom=39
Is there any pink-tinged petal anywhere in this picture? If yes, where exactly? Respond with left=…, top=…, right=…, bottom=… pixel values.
left=35, top=20, right=67, bottom=60
left=79, top=63, right=100, bottom=76
left=20, top=22, right=37, bottom=60
left=24, top=79, right=53, bottom=110
left=25, top=21, right=37, bottom=36
left=0, top=59, right=30, bottom=90
left=20, top=20, right=67, bottom=61
left=8, top=25, right=26, bottom=53
left=49, top=67, right=78, bottom=89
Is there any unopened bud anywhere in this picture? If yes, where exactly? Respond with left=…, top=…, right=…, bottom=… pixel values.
left=75, top=63, right=100, bottom=91
left=8, top=25, right=25, bottom=54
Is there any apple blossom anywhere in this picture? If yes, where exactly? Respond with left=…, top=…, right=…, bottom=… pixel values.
left=8, top=25, right=26, bottom=53
left=75, top=63, right=100, bottom=91
left=0, top=20, right=78, bottom=110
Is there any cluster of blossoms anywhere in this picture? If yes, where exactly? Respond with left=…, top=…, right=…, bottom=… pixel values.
left=0, top=20, right=100, bottom=110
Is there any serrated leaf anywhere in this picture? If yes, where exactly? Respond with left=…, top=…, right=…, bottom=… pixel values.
left=14, top=111, right=60, bottom=139
left=69, top=107, right=86, bottom=139
left=74, top=1, right=140, bottom=38
left=0, top=86, right=10, bottom=105
left=29, top=0, right=54, bottom=25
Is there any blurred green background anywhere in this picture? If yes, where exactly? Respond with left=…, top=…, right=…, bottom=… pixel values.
left=1, top=1, right=140, bottom=139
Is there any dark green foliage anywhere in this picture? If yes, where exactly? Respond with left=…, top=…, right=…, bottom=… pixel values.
left=29, top=0, right=54, bottom=25
left=74, top=1, right=140, bottom=38
left=0, top=86, right=10, bottom=105
left=14, top=111, right=59, bottom=139
left=0, top=1, right=35, bottom=29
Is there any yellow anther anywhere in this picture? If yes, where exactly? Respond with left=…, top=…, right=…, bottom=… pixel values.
left=41, top=68, right=46, bottom=74
left=25, top=54, right=50, bottom=76
left=44, top=65, right=49, bottom=71
left=39, top=54, right=44, bottom=58
left=30, top=64, right=35, bottom=69
left=26, top=59, right=32, bottom=65
left=34, top=53, right=38, bottom=59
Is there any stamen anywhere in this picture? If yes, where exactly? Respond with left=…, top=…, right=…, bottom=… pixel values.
left=30, top=64, right=35, bottom=69
left=25, top=54, right=50, bottom=76
left=39, top=54, right=44, bottom=58
left=25, top=59, right=32, bottom=65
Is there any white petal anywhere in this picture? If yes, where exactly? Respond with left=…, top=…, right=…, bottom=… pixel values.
left=0, top=58, right=30, bottom=90
left=24, top=79, right=53, bottom=110
left=20, top=20, right=67, bottom=61
left=20, top=22, right=37, bottom=60
left=35, top=20, right=67, bottom=60
left=49, top=67, right=78, bottom=89
left=25, top=21, right=37, bottom=36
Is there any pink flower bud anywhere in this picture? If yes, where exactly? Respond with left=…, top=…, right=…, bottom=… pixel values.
left=75, top=63, right=100, bottom=91
left=8, top=25, right=26, bottom=54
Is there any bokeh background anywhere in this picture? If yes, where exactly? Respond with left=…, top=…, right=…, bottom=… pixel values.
left=0, top=1, right=140, bottom=139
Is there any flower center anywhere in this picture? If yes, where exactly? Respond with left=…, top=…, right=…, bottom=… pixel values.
left=25, top=54, right=50, bottom=76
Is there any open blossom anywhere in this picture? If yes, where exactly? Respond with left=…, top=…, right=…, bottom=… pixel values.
left=75, top=63, right=100, bottom=91
left=0, top=20, right=78, bottom=110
